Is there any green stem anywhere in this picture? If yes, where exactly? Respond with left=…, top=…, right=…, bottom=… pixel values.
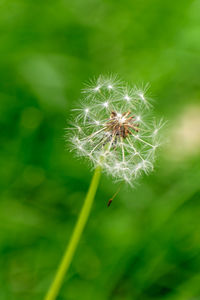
left=44, top=166, right=102, bottom=300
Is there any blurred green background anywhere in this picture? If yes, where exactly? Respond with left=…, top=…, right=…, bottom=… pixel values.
left=0, top=0, right=200, bottom=299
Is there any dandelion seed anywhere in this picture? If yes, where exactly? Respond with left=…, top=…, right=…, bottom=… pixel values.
left=124, top=94, right=131, bottom=101
left=117, top=113, right=122, bottom=118
left=136, top=115, right=141, bottom=122
left=68, top=75, right=163, bottom=185
left=103, top=101, right=109, bottom=108
left=139, top=92, right=145, bottom=100
left=154, top=129, right=158, bottom=135
left=94, top=86, right=100, bottom=92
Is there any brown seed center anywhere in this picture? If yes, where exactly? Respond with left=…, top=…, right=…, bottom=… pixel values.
left=105, top=111, right=139, bottom=139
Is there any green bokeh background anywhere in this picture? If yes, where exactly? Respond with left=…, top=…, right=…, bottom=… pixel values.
left=0, top=0, right=200, bottom=299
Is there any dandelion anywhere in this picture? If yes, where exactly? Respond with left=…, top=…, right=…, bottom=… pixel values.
left=70, top=75, right=162, bottom=185
left=45, top=75, right=163, bottom=300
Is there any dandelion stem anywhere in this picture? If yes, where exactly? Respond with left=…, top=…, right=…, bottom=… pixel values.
left=44, top=166, right=102, bottom=300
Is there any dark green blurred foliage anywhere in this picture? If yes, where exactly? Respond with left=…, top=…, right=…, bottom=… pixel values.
left=0, top=0, right=200, bottom=299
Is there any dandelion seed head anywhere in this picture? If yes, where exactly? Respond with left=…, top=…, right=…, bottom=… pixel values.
left=68, top=75, right=163, bottom=185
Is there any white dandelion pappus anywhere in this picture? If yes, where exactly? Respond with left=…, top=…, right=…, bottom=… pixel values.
left=69, top=75, right=163, bottom=185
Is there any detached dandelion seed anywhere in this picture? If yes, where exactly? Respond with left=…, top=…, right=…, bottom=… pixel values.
left=45, top=75, right=164, bottom=300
